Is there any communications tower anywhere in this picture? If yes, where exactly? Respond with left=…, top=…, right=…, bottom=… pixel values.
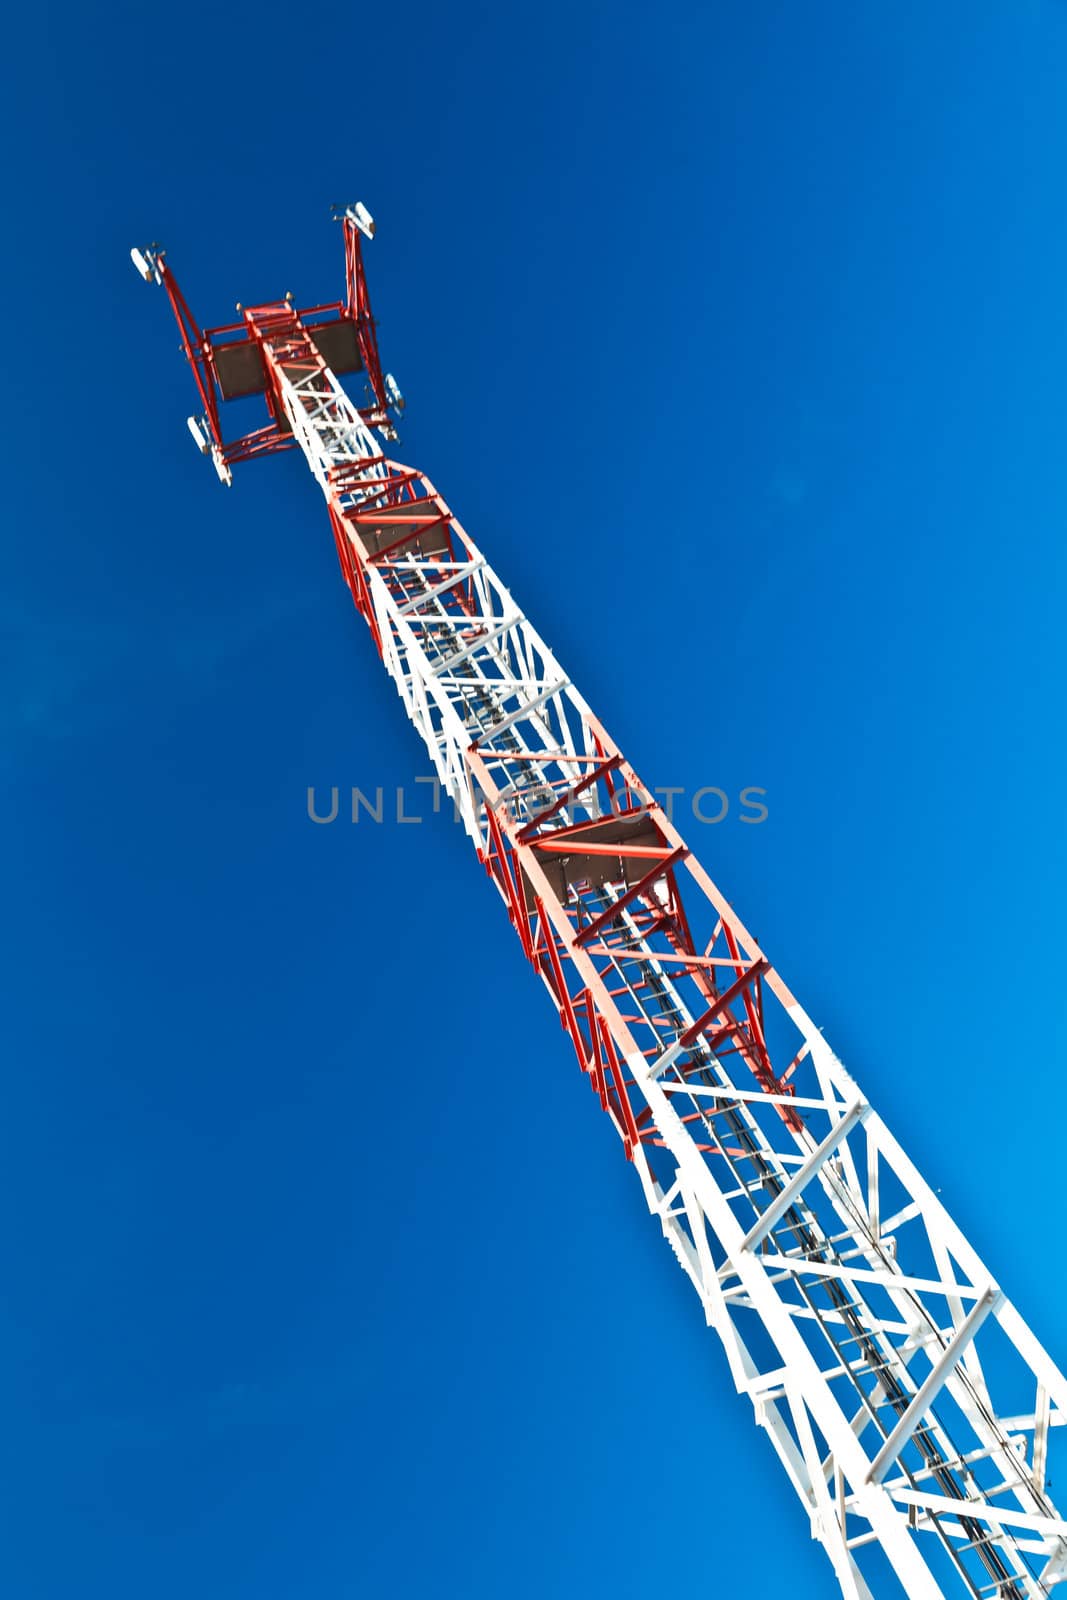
left=131, top=210, right=1067, bottom=1599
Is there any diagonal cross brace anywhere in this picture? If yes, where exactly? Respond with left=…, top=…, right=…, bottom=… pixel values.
left=867, top=1286, right=1002, bottom=1485
left=740, top=1100, right=869, bottom=1253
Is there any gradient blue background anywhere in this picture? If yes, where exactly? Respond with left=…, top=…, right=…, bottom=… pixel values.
left=4, top=4, right=1066, bottom=1595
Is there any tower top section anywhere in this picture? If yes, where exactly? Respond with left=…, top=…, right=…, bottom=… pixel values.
left=130, top=204, right=404, bottom=485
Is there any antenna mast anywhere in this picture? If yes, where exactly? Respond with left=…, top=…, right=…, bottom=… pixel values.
left=133, top=211, right=1067, bottom=1600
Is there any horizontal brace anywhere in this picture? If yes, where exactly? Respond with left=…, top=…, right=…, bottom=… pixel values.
left=747, top=1365, right=792, bottom=1398
left=379, top=558, right=468, bottom=571
left=353, top=511, right=446, bottom=527
left=873, top=1200, right=922, bottom=1235
left=395, top=561, right=485, bottom=616
left=532, top=839, right=677, bottom=860
left=997, top=1409, right=1066, bottom=1433
left=581, top=946, right=767, bottom=969
left=401, top=612, right=512, bottom=630
left=659, top=1082, right=834, bottom=1112
left=441, top=675, right=552, bottom=691
left=750, top=1253, right=984, bottom=1303
left=488, top=749, right=603, bottom=766
left=722, top=1292, right=913, bottom=1337
left=879, top=1486, right=1067, bottom=1541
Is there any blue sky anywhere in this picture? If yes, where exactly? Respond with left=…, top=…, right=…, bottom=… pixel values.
left=4, top=3, right=1067, bottom=1596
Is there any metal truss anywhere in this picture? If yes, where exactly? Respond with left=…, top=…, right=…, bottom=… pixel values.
left=136, top=218, right=1067, bottom=1600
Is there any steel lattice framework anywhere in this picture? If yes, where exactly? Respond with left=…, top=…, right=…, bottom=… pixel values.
left=132, top=211, right=1067, bottom=1600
